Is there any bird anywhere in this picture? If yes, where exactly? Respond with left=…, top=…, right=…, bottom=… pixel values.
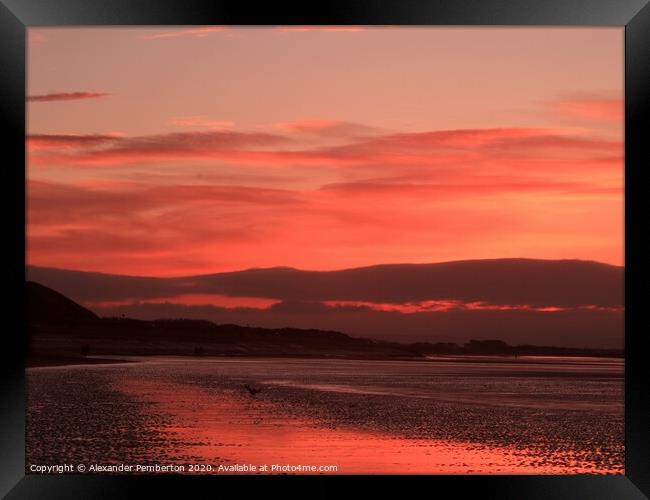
left=244, top=384, right=262, bottom=397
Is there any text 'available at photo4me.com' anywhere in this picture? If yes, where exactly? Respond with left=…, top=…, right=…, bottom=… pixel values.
left=28, top=463, right=340, bottom=474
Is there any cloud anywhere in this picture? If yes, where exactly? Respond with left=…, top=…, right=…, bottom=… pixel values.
left=27, top=91, right=112, bottom=102
left=75, top=293, right=624, bottom=349
left=273, top=119, right=382, bottom=137
left=167, top=116, right=235, bottom=130
left=319, top=178, right=589, bottom=198
left=27, top=133, right=123, bottom=150
left=548, top=97, right=623, bottom=122
left=99, top=293, right=279, bottom=309
left=28, top=179, right=304, bottom=224
left=333, top=127, right=620, bottom=156
left=27, top=179, right=307, bottom=273
left=141, top=27, right=227, bottom=40
left=26, top=117, right=623, bottom=275
left=28, top=125, right=621, bottom=168
left=322, top=299, right=620, bottom=314
left=28, top=130, right=293, bottom=166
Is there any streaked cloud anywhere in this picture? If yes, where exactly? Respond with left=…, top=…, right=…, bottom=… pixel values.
left=27, top=91, right=112, bottom=102
left=167, top=116, right=235, bottom=130
left=28, top=133, right=123, bottom=150
left=273, top=119, right=382, bottom=137
left=141, top=27, right=227, bottom=40
left=81, top=297, right=624, bottom=348
left=547, top=97, right=623, bottom=122
left=28, top=125, right=621, bottom=168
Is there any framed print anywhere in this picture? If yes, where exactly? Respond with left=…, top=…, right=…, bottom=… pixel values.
left=1, top=0, right=648, bottom=498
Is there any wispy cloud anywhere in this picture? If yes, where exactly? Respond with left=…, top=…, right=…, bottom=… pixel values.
left=319, top=178, right=590, bottom=198
left=27, top=91, right=112, bottom=103
left=273, top=119, right=381, bottom=137
left=547, top=97, right=623, bottom=122
left=28, top=130, right=291, bottom=165
left=27, top=126, right=621, bottom=168
left=26, top=110, right=623, bottom=275
left=28, top=133, right=123, bottom=150
left=141, top=27, right=227, bottom=40
left=26, top=178, right=306, bottom=275
left=168, top=116, right=235, bottom=130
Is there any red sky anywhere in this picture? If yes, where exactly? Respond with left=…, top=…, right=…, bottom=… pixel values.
left=27, top=27, right=624, bottom=277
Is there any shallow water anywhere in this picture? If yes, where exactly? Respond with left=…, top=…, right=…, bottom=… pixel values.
left=26, top=356, right=624, bottom=474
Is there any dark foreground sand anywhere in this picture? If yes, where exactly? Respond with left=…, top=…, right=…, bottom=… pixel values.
left=26, top=356, right=624, bottom=474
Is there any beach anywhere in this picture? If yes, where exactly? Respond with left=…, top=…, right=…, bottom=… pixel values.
left=26, top=356, right=624, bottom=475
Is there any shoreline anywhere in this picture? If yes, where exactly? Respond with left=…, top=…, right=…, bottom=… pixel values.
left=26, top=352, right=624, bottom=369
left=26, top=356, right=139, bottom=369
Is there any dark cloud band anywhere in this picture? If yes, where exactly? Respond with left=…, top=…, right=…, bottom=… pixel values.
left=27, top=91, right=112, bottom=102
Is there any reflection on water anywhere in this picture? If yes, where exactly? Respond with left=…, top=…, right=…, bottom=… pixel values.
left=27, top=356, right=624, bottom=474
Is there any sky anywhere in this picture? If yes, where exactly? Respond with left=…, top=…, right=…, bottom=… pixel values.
left=26, top=27, right=625, bottom=346
left=27, top=27, right=624, bottom=278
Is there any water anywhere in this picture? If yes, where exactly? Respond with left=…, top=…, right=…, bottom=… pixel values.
left=26, top=356, right=623, bottom=474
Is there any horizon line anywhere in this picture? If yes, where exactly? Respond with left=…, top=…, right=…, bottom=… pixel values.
left=25, top=256, right=624, bottom=280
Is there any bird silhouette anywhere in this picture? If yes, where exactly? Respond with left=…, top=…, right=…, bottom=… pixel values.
left=244, top=384, right=262, bottom=397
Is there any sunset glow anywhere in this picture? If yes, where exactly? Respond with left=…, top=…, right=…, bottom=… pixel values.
left=27, top=27, right=623, bottom=277
left=25, top=27, right=626, bottom=476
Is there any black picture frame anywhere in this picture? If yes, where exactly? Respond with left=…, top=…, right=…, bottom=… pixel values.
left=1, top=1, right=648, bottom=498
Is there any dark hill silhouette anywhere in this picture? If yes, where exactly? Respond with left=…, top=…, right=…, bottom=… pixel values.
left=26, top=281, right=100, bottom=326
left=26, top=282, right=622, bottom=367
left=27, top=258, right=623, bottom=308
left=26, top=282, right=411, bottom=363
left=26, top=259, right=624, bottom=349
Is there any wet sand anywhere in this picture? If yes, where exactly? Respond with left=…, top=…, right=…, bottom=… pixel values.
left=26, top=356, right=624, bottom=474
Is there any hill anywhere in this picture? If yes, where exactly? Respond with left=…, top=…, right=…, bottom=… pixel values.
left=26, top=281, right=622, bottom=367
left=28, top=258, right=623, bottom=307
left=26, top=281, right=100, bottom=325
left=26, top=259, right=624, bottom=349
left=26, top=282, right=417, bottom=364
